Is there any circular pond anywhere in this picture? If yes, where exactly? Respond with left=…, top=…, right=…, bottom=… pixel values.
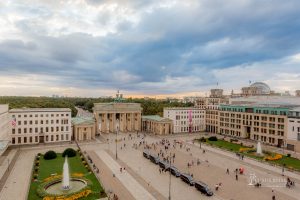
left=45, top=178, right=87, bottom=195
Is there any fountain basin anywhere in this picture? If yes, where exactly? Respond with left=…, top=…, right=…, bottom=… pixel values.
left=45, top=178, right=87, bottom=195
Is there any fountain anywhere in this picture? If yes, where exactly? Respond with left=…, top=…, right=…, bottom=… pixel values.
left=62, top=156, right=70, bottom=190
left=42, top=155, right=88, bottom=196
left=256, top=141, right=262, bottom=155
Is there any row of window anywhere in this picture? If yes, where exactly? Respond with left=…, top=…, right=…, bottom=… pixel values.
left=219, top=129, right=241, bottom=137
left=15, top=119, right=69, bottom=126
left=172, top=111, right=205, bottom=114
left=253, top=128, right=284, bottom=136
left=11, top=134, right=70, bottom=144
left=12, top=126, right=70, bottom=134
left=253, top=134, right=276, bottom=144
left=176, top=125, right=204, bottom=132
left=174, top=115, right=204, bottom=120
left=12, top=113, right=69, bottom=118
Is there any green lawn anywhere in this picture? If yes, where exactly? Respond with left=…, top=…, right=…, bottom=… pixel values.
left=28, top=152, right=106, bottom=200
left=206, top=139, right=245, bottom=152
left=197, top=138, right=300, bottom=171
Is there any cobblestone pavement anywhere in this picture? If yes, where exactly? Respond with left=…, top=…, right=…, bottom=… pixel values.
left=1, top=132, right=299, bottom=200
left=100, top=133, right=299, bottom=200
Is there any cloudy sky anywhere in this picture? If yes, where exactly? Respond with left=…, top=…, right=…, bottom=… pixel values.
left=0, top=0, right=300, bottom=98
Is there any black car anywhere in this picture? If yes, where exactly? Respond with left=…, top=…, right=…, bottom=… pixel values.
left=149, top=155, right=160, bottom=164
left=169, top=166, right=181, bottom=177
left=158, top=160, right=170, bottom=170
left=180, top=173, right=194, bottom=186
left=194, top=181, right=214, bottom=196
left=143, top=150, right=150, bottom=159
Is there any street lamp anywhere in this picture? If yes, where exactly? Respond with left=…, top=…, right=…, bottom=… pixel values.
left=168, top=151, right=172, bottom=200
left=115, top=119, right=120, bottom=160
left=282, top=140, right=285, bottom=176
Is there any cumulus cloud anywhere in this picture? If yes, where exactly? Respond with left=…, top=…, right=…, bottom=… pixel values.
left=0, top=0, right=300, bottom=97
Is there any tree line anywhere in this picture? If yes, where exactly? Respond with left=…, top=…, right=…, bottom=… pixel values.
left=0, top=96, right=193, bottom=117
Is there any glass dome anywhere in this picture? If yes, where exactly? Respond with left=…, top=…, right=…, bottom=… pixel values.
left=250, top=82, right=271, bottom=94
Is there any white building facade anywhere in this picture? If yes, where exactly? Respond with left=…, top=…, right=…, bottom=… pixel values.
left=10, top=108, right=72, bottom=145
left=287, top=107, right=300, bottom=152
left=0, top=104, right=10, bottom=155
left=163, top=107, right=205, bottom=133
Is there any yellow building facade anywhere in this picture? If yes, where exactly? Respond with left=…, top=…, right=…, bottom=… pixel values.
left=142, top=115, right=173, bottom=135
left=72, top=117, right=96, bottom=141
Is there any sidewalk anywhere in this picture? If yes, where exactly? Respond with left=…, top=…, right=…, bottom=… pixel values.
left=95, top=150, right=156, bottom=200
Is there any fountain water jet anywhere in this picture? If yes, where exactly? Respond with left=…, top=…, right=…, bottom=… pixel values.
left=62, top=156, right=70, bottom=190
left=256, top=141, right=262, bottom=155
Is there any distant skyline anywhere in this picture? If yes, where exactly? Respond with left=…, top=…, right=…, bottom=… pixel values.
left=1, top=0, right=300, bottom=98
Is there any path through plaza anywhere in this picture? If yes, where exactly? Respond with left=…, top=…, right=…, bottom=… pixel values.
left=95, top=150, right=157, bottom=200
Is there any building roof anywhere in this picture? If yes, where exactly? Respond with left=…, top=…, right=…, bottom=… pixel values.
left=71, top=117, right=95, bottom=125
left=93, top=102, right=142, bottom=112
left=9, top=108, right=71, bottom=112
left=222, top=103, right=298, bottom=109
left=142, top=115, right=172, bottom=122
left=290, top=107, right=300, bottom=112
left=164, top=107, right=204, bottom=110
left=250, top=82, right=271, bottom=93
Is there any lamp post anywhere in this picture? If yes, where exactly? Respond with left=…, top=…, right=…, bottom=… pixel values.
left=168, top=151, right=171, bottom=200
left=282, top=140, right=285, bottom=176
left=107, top=121, right=110, bottom=151
left=115, top=119, right=119, bottom=160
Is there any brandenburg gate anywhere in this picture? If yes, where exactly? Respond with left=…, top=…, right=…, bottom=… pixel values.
left=93, top=103, right=142, bottom=134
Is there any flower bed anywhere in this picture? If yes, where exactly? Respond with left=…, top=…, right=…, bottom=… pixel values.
left=264, top=154, right=283, bottom=161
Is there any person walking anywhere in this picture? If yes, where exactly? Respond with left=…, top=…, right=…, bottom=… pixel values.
left=226, top=168, right=229, bottom=174
left=272, top=189, right=276, bottom=200
left=236, top=174, right=238, bottom=181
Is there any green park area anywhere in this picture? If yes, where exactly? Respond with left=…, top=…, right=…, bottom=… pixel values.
left=196, top=137, right=300, bottom=171
left=28, top=148, right=106, bottom=200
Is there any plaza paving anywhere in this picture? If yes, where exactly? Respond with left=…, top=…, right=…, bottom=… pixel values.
left=0, top=133, right=299, bottom=200
left=95, top=150, right=156, bottom=200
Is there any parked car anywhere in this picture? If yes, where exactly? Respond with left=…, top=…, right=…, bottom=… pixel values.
left=194, top=181, right=214, bottom=196
left=143, top=150, right=150, bottom=159
left=180, top=173, right=194, bottom=186
left=169, top=166, right=181, bottom=177
left=149, top=155, right=160, bottom=164
left=159, top=160, right=170, bottom=170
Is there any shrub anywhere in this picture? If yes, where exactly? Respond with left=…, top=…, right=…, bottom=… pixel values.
left=199, top=137, right=206, bottom=142
left=62, top=148, right=77, bottom=157
left=208, top=136, right=218, bottom=141
left=43, top=151, right=57, bottom=160
left=287, top=153, right=291, bottom=157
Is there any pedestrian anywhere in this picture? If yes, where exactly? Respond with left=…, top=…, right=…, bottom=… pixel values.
left=120, top=167, right=122, bottom=173
left=272, top=189, right=276, bottom=200
left=215, top=183, right=219, bottom=191
left=236, top=174, right=238, bottom=181
left=226, top=168, right=229, bottom=174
